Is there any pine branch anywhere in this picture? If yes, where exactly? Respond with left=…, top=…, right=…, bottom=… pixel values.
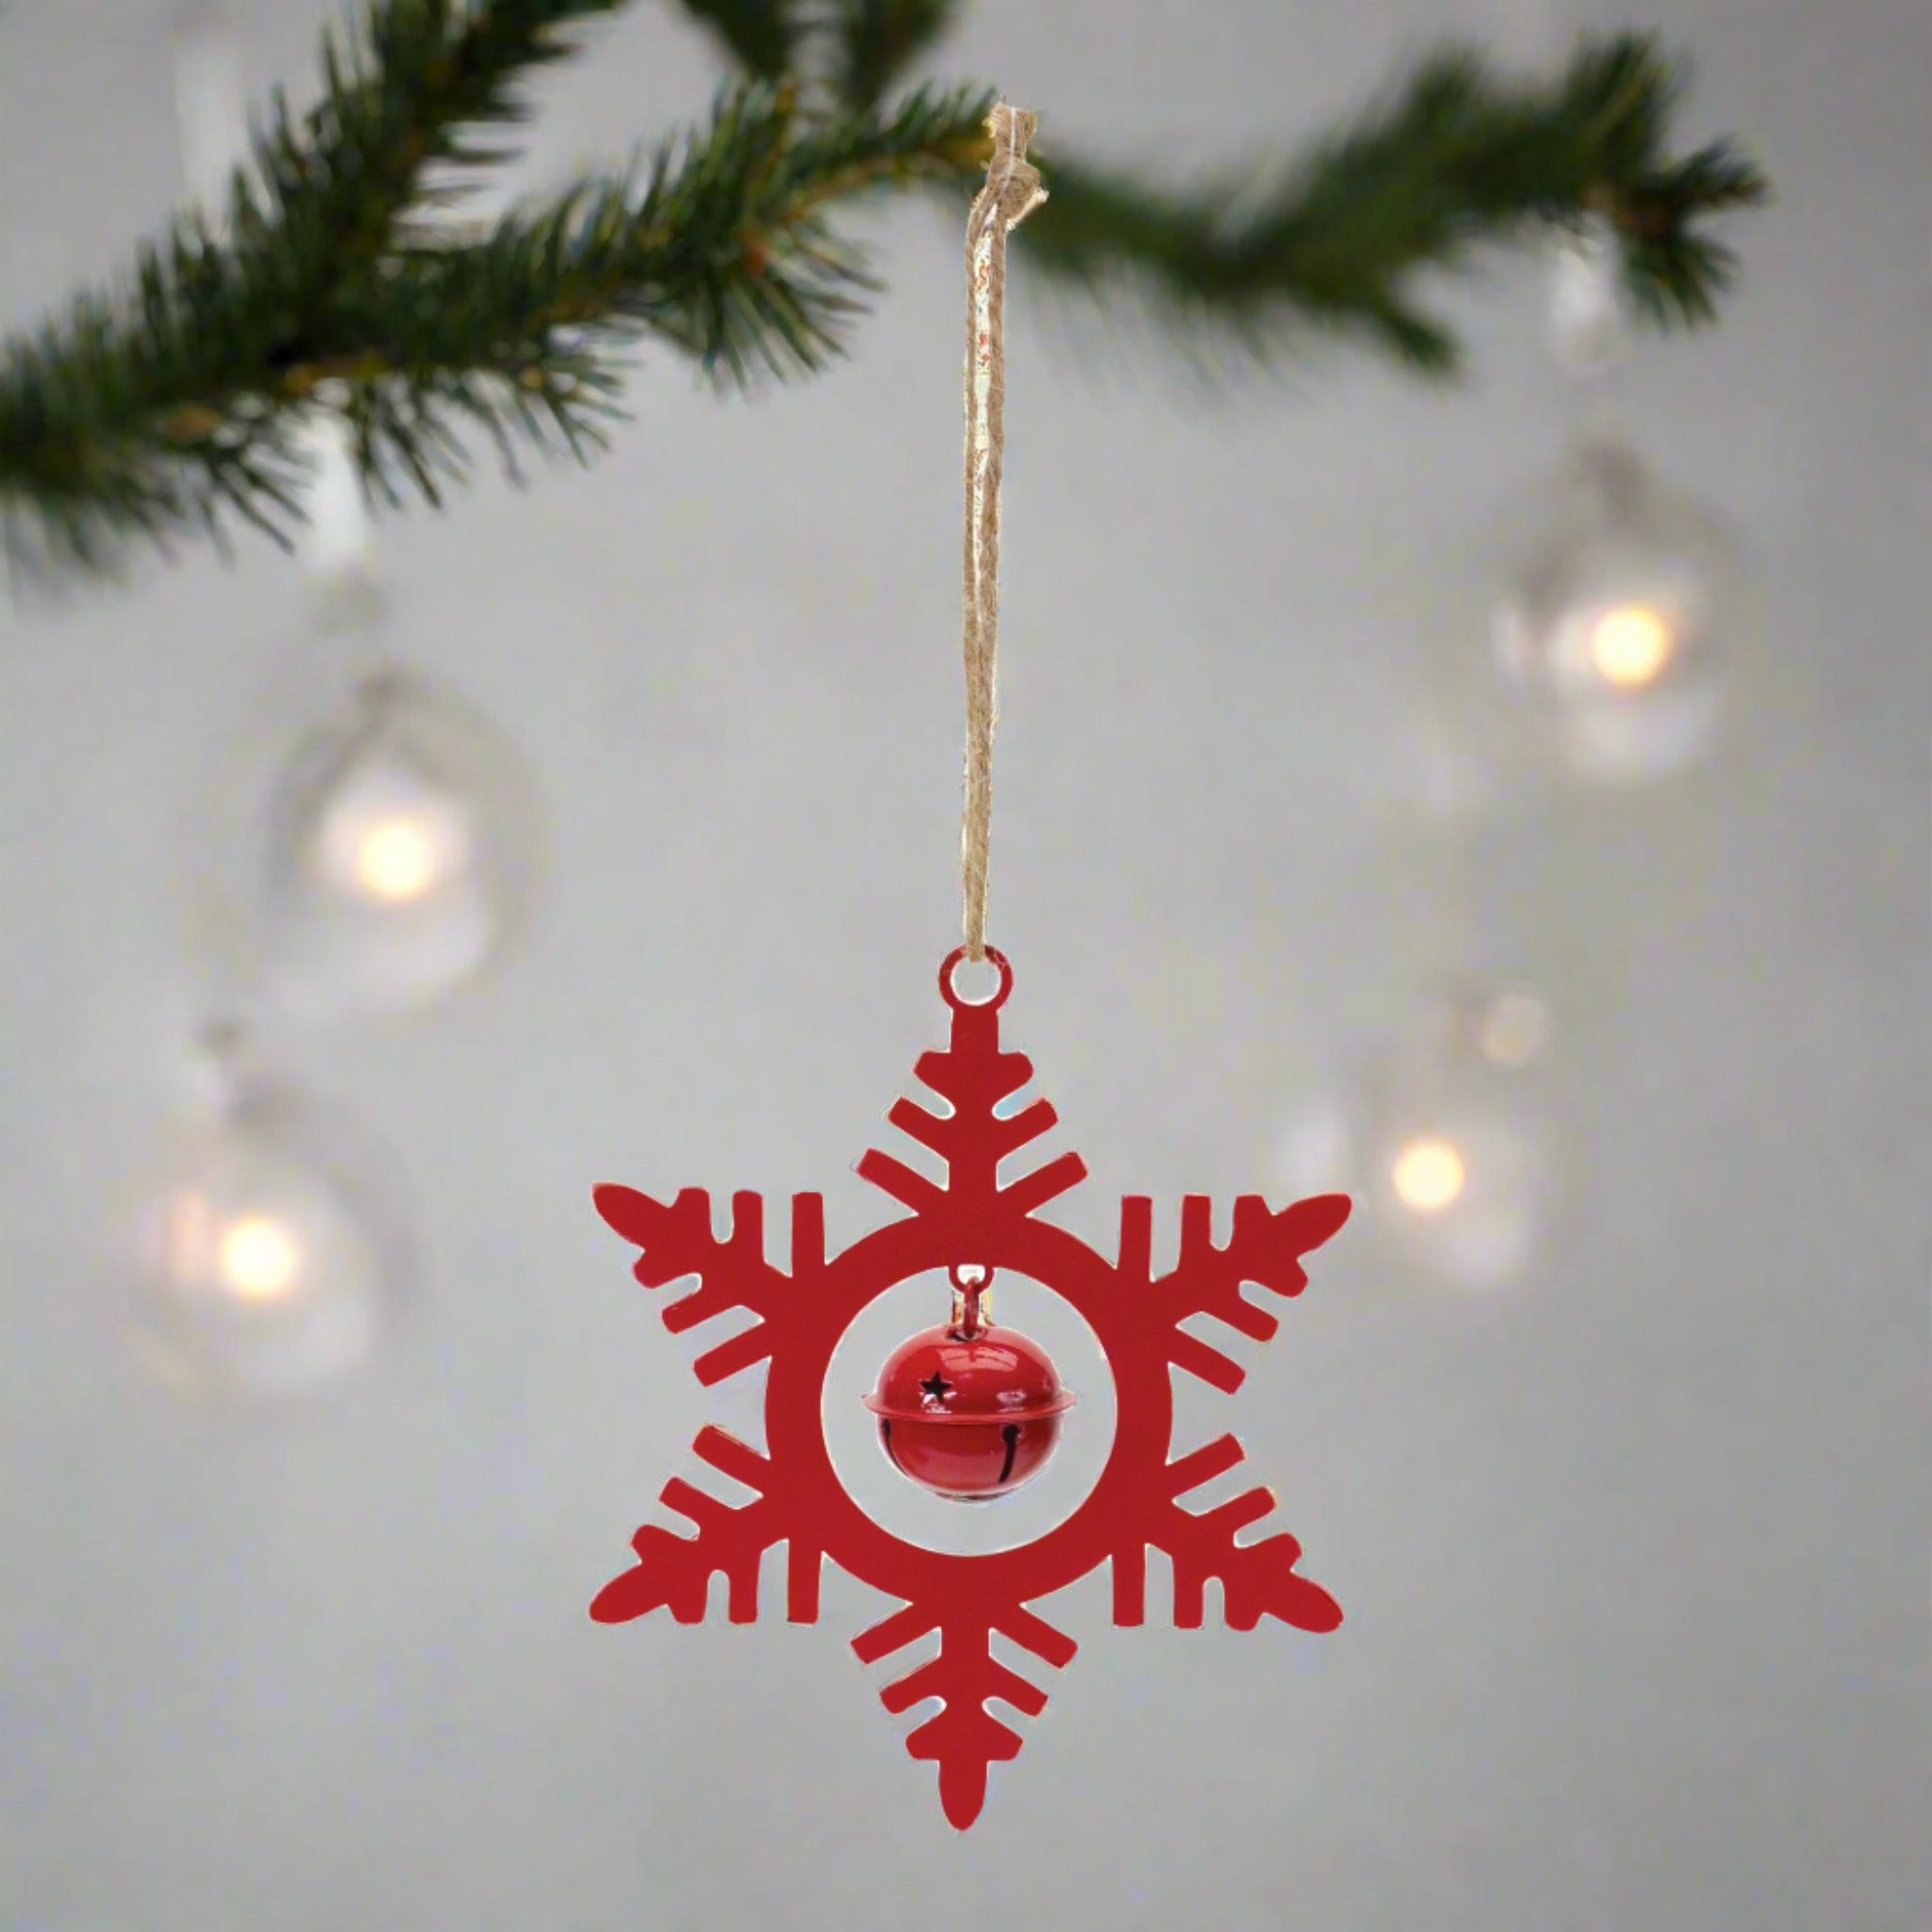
left=0, top=61, right=987, bottom=573
left=0, top=4, right=1765, bottom=581
left=327, top=78, right=994, bottom=506
left=251, top=1, right=631, bottom=255
left=679, top=2, right=961, bottom=104
left=825, top=2, right=962, bottom=109
left=0, top=0, right=634, bottom=573
left=1009, top=32, right=1768, bottom=375
left=670, top=1, right=801, bottom=80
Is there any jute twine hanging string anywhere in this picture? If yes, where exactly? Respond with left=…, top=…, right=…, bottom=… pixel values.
left=959, top=103, right=1047, bottom=963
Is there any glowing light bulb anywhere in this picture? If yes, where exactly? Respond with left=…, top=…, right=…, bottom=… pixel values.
left=130, top=1055, right=411, bottom=1398
left=310, top=748, right=476, bottom=911
left=1494, top=436, right=1744, bottom=782
left=1269, top=981, right=1559, bottom=1293
left=217, top=663, right=541, bottom=1019
left=1589, top=603, right=1675, bottom=688
left=1391, top=1136, right=1467, bottom=1212
left=216, top=1213, right=302, bottom=1298
left=353, top=815, right=441, bottom=901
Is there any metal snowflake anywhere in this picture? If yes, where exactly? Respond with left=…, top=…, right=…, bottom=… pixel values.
left=590, top=947, right=1350, bottom=1829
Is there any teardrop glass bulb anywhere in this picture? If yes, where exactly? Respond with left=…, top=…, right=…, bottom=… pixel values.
left=1270, top=982, right=1557, bottom=1293
left=1493, top=435, right=1747, bottom=783
left=128, top=1034, right=412, bottom=1398
left=221, top=639, right=544, bottom=1022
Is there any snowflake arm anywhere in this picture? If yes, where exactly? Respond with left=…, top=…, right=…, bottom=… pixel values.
left=1105, top=1191, right=1349, bottom=1632
left=593, top=1183, right=816, bottom=1385
left=853, top=1597, right=1078, bottom=1829
left=856, top=1005, right=1087, bottom=1225
left=1135, top=1434, right=1342, bottom=1632
left=589, top=1426, right=798, bottom=1625
left=1124, top=1190, right=1351, bottom=1392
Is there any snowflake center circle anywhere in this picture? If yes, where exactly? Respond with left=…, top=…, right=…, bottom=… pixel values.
left=820, top=1266, right=1117, bottom=1555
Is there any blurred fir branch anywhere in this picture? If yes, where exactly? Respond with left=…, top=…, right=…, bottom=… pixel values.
left=1014, top=35, right=1768, bottom=373
left=671, top=0, right=800, bottom=79
left=821, top=2, right=963, bottom=110
left=0, top=0, right=1765, bottom=578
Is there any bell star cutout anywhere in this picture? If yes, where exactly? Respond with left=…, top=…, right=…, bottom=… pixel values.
left=588, top=947, right=1350, bottom=1830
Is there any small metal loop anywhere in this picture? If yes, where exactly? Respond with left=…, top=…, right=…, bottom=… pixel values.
left=939, top=945, right=1012, bottom=1012
left=948, top=1262, right=994, bottom=1338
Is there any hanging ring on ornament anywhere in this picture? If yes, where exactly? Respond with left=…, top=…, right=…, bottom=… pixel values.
left=940, top=944, right=1012, bottom=1012
left=947, top=1260, right=994, bottom=1337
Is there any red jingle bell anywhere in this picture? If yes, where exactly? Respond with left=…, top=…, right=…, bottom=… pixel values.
left=863, top=1266, right=1075, bottom=1502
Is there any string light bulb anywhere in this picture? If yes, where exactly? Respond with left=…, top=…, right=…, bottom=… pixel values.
left=1368, top=1103, right=1542, bottom=1291
left=209, top=634, right=544, bottom=1023
left=128, top=1024, right=412, bottom=1397
left=1492, top=224, right=1749, bottom=786
left=214, top=1212, right=303, bottom=1298
left=1389, top=1136, right=1467, bottom=1213
left=1588, top=602, right=1675, bottom=688
left=310, top=752, right=476, bottom=906
left=1493, top=433, right=1745, bottom=783
left=1271, top=982, right=1557, bottom=1293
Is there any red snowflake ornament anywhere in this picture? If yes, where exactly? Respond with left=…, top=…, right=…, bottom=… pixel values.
left=590, top=946, right=1350, bottom=1830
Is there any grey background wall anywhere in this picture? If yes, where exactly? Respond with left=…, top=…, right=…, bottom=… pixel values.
left=2, top=2, right=1927, bottom=1928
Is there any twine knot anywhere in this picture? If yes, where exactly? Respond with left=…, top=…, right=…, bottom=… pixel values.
left=980, top=103, right=1047, bottom=233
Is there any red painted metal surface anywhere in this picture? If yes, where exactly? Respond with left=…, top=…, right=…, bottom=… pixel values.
left=590, top=947, right=1350, bottom=1830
